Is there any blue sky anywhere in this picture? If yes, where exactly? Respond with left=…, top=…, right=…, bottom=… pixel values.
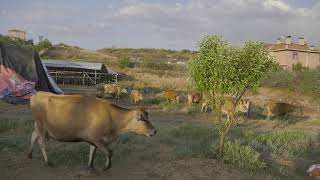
left=0, top=0, right=319, bottom=50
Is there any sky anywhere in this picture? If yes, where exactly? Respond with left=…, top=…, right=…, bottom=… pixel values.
left=0, top=0, right=319, bottom=50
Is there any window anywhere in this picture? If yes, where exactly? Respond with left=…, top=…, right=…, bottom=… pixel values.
left=292, top=51, right=298, bottom=61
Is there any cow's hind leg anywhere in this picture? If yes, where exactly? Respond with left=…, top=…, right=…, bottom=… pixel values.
left=95, top=142, right=113, bottom=171
left=38, top=136, right=49, bottom=166
left=27, top=130, right=39, bottom=158
left=88, top=145, right=97, bottom=170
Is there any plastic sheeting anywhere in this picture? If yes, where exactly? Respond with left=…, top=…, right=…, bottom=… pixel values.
left=0, top=42, right=63, bottom=104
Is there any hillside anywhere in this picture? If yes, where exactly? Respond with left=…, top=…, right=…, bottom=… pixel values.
left=97, top=48, right=194, bottom=63
left=40, top=43, right=118, bottom=65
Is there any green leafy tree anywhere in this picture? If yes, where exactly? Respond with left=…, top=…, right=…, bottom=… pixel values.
left=118, top=57, right=135, bottom=69
left=33, top=38, right=52, bottom=52
left=189, top=36, right=274, bottom=155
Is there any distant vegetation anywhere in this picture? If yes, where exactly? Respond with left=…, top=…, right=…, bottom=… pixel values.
left=0, top=34, right=52, bottom=53
left=97, top=47, right=194, bottom=63
left=261, top=65, right=320, bottom=100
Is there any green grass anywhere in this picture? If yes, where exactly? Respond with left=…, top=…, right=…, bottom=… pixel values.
left=243, top=130, right=313, bottom=159
left=159, top=101, right=184, bottom=111
left=186, top=104, right=202, bottom=114
left=142, top=98, right=162, bottom=105
left=160, top=125, right=217, bottom=158
left=213, top=140, right=266, bottom=172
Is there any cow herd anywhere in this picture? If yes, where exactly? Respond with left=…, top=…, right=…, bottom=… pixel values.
left=97, top=83, right=304, bottom=120
left=26, top=83, right=304, bottom=172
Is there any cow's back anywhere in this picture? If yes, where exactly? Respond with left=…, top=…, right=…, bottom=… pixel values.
left=30, top=92, right=108, bottom=141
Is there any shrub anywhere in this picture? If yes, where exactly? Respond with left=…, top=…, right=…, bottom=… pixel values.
left=186, top=104, right=202, bottom=114
left=261, top=69, right=295, bottom=90
left=33, top=38, right=53, bottom=52
left=296, top=70, right=320, bottom=99
left=261, top=68, right=320, bottom=99
left=244, top=130, right=312, bottom=159
left=118, top=57, right=135, bottom=69
left=139, top=60, right=174, bottom=71
left=212, top=140, right=266, bottom=171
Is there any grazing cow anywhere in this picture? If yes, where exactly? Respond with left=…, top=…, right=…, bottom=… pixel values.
left=104, top=84, right=121, bottom=100
left=201, top=96, right=252, bottom=120
left=130, top=90, right=143, bottom=104
left=163, top=90, right=179, bottom=103
left=264, top=101, right=303, bottom=119
left=27, top=92, right=156, bottom=171
left=187, top=92, right=202, bottom=106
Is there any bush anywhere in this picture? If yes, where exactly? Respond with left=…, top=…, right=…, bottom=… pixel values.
left=186, top=104, right=202, bottom=114
left=261, top=69, right=295, bottom=90
left=139, top=60, right=174, bottom=71
left=296, top=70, right=320, bottom=98
left=261, top=68, right=320, bottom=99
left=118, top=57, right=135, bottom=69
left=33, top=38, right=52, bottom=52
left=244, top=130, right=312, bottom=159
left=212, top=140, right=266, bottom=171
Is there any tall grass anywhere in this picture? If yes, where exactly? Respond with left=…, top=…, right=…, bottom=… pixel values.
left=261, top=68, right=320, bottom=99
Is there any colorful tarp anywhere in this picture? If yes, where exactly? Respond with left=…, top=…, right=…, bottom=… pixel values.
left=0, top=42, right=63, bottom=104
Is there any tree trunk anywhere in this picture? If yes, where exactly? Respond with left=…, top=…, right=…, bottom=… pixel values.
left=219, top=132, right=226, bottom=156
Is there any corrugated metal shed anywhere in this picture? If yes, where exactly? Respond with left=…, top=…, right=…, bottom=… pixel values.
left=42, top=59, right=117, bottom=74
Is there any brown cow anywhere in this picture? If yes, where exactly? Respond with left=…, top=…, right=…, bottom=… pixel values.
left=163, top=90, right=179, bottom=103
left=130, top=90, right=143, bottom=104
left=187, top=92, right=202, bottom=106
left=27, top=92, right=156, bottom=171
left=104, top=84, right=121, bottom=100
left=265, top=101, right=303, bottom=119
left=201, top=96, right=252, bottom=120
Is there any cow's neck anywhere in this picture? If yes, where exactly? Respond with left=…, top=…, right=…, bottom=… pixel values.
left=111, top=109, right=135, bottom=136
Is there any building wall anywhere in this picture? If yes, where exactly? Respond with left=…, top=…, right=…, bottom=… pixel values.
left=8, top=30, right=26, bottom=41
left=308, top=53, right=320, bottom=68
left=272, top=50, right=320, bottom=69
left=296, top=51, right=308, bottom=66
left=272, top=51, right=293, bottom=68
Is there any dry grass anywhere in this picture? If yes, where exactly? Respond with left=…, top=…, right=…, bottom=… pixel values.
left=128, top=70, right=189, bottom=92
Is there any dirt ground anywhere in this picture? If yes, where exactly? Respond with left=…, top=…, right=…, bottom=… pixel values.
left=0, top=106, right=256, bottom=180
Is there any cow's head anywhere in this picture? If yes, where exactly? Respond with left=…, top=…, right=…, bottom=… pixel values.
left=131, top=109, right=156, bottom=137
left=238, top=99, right=252, bottom=114
left=137, top=92, right=144, bottom=101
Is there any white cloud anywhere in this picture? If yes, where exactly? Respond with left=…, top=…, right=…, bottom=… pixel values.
left=111, top=0, right=320, bottom=48
left=264, top=0, right=291, bottom=12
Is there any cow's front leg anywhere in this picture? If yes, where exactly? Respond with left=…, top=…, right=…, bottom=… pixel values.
left=95, top=142, right=113, bottom=171
left=87, top=145, right=97, bottom=170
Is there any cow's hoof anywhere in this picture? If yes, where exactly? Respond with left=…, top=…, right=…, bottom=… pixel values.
left=27, top=153, right=32, bottom=159
left=103, top=165, right=111, bottom=171
left=44, top=161, right=53, bottom=167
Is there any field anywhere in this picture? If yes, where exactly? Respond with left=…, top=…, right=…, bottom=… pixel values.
left=1, top=85, right=320, bottom=180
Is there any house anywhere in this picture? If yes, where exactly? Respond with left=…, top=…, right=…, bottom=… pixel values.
left=266, top=36, right=320, bottom=69
left=7, top=29, right=26, bottom=41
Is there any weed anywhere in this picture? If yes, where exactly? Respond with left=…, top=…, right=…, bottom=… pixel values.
left=212, top=140, right=266, bottom=172
left=243, top=130, right=313, bottom=159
